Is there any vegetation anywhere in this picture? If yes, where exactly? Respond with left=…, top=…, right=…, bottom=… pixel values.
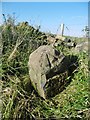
left=1, top=15, right=89, bottom=119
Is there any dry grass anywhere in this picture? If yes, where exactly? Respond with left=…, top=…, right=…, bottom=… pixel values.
left=1, top=16, right=89, bottom=119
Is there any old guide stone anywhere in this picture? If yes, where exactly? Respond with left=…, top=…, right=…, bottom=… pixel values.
left=28, top=45, right=77, bottom=99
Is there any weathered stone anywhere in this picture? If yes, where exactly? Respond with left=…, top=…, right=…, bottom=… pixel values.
left=46, top=35, right=77, bottom=48
left=28, top=45, right=78, bottom=99
left=47, top=36, right=56, bottom=44
left=28, top=45, right=65, bottom=98
left=55, top=35, right=66, bottom=41
left=74, top=42, right=88, bottom=52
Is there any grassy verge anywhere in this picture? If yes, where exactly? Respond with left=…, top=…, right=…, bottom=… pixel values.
left=1, top=16, right=89, bottom=119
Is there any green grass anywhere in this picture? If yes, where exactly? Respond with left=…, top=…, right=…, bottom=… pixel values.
left=1, top=16, right=89, bottom=119
left=52, top=52, right=89, bottom=119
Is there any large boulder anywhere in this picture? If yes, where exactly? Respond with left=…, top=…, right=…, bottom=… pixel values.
left=28, top=45, right=78, bottom=99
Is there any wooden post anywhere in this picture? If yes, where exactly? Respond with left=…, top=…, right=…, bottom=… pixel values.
left=61, top=23, right=64, bottom=36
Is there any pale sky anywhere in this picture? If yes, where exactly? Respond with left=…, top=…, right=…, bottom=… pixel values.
left=1, top=2, right=88, bottom=37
